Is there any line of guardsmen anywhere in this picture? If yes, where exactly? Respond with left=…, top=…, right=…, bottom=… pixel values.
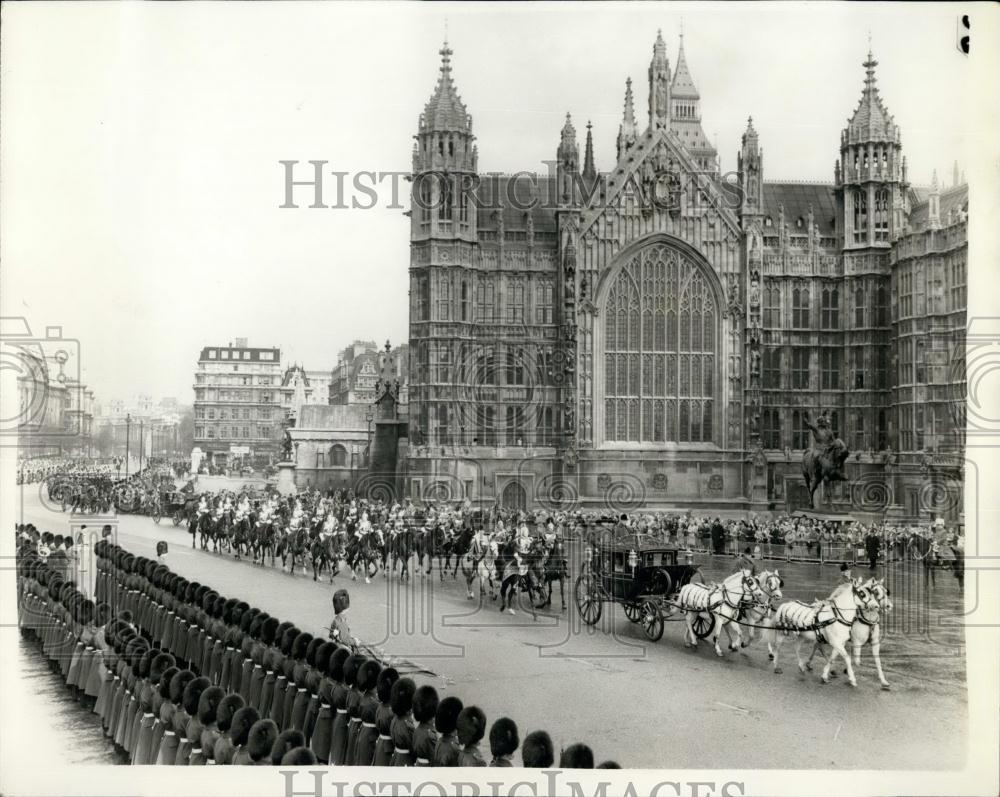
left=16, top=536, right=617, bottom=768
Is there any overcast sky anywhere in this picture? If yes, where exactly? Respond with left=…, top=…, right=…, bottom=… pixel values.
left=1, top=2, right=975, bottom=407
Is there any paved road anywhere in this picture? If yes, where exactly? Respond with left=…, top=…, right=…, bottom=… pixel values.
left=15, top=486, right=967, bottom=769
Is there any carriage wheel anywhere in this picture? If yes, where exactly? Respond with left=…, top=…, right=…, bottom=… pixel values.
left=574, top=574, right=603, bottom=626
left=692, top=611, right=716, bottom=640
left=623, top=602, right=642, bottom=623
left=641, top=601, right=664, bottom=642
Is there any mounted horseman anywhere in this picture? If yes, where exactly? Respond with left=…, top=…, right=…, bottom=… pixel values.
left=801, top=410, right=848, bottom=508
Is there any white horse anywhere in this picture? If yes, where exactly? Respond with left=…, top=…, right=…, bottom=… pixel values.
left=677, top=571, right=768, bottom=656
left=730, top=569, right=783, bottom=649
left=766, top=578, right=880, bottom=687
left=459, top=538, right=499, bottom=600
left=803, top=576, right=893, bottom=689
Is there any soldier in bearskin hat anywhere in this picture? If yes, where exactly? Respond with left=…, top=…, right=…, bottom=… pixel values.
left=388, top=677, right=417, bottom=766
left=412, top=685, right=440, bottom=766
left=352, top=658, right=383, bottom=766
left=488, top=717, right=519, bottom=766
left=211, top=693, right=246, bottom=765
left=372, top=666, right=399, bottom=766
left=432, top=695, right=464, bottom=766
left=229, top=705, right=261, bottom=765
left=456, top=705, right=487, bottom=767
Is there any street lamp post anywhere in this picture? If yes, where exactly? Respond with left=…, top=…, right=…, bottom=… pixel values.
left=365, top=407, right=374, bottom=469
left=125, top=413, right=131, bottom=479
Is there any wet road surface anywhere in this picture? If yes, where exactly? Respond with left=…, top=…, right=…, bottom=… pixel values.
left=13, top=487, right=968, bottom=769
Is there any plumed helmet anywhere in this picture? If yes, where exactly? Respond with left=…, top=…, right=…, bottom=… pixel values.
left=389, top=677, right=416, bottom=717
left=247, top=718, right=279, bottom=762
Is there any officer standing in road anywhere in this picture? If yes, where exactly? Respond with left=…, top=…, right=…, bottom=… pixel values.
left=328, top=589, right=356, bottom=651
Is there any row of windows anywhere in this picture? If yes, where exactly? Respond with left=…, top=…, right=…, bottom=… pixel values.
left=195, top=406, right=275, bottom=421
left=414, top=277, right=556, bottom=325
left=762, top=284, right=890, bottom=329
left=205, top=350, right=275, bottom=361
left=760, top=346, right=889, bottom=391
left=195, top=374, right=277, bottom=386
left=194, top=425, right=274, bottom=440
left=852, top=188, right=891, bottom=243
left=411, top=343, right=563, bottom=387
left=761, top=409, right=888, bottom=451
left=195, top=390, right=277, bottom=403
left=413, top=404, right=562, bottom=447
left=417, top=175, right=471, bottom=224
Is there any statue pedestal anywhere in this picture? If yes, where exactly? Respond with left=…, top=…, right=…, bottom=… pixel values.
left=276, top=461, right=298, bottom=496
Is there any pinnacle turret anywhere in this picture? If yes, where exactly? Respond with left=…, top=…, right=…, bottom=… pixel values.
left=616, top=78, right=638, bottom=161
left=583, top=121, right=596, bottom=181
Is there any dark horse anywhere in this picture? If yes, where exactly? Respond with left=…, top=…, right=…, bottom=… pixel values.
left=802, top=441, right=849, bottom=508
left=536, top=537, right=569, bottom=611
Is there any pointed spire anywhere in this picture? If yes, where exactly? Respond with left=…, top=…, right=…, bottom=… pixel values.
left=653, top=28, right=667, bottom=59
left=617, top=78, right=637, bottom=161
left=671, top=29, right=699, bottom=99
left=952, top=160, right=959, bottom=187
left=583, top=121, right=596, bottom=181
left=931, top=168, right=939, bottom=191
left=558, top=112, right=579, bottom=170
left=648, top=30, right=670, bottom=130
left=420, top=39, right=471, bottom=134
left=844, top=44, right=896, bottom=143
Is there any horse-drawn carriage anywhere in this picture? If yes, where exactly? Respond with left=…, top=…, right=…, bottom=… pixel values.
left=153, top=489, right=198, bottom=526
left=574, top=534, right=716, bottom=643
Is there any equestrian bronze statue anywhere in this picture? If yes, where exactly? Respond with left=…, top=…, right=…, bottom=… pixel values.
left=801, top=411, right=849, bottom=507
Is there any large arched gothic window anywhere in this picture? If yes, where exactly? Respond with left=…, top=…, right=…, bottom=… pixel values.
left=603, top=243, right=718, bottom=444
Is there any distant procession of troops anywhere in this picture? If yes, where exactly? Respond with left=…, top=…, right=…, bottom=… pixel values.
left=15, top=529, right=609, bottom=769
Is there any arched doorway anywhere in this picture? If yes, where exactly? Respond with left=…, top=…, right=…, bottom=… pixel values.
left=501, top=480, right=527, bottom=511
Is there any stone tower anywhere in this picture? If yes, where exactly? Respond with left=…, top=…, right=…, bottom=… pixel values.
left=409, top=41, right=479, bottom=449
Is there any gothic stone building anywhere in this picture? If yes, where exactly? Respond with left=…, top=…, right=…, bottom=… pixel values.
left=405, top=33, right=966, bottom=521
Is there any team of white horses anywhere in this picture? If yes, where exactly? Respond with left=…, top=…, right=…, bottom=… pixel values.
left=672, top=570, right=894, bottom=689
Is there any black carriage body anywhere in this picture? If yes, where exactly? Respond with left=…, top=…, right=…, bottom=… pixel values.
left=575, top=534, right=712, bottom=643
left=589, top=536, right=699, bottom=602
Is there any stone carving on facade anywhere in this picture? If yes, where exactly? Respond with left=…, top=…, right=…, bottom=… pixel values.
left=494, top=209, right=504, bottom=247
left=750, top=350, right=760, bottom=378
left=726, top=275, right=743, bottom=318
left=748, top=270, right=761, bottom=308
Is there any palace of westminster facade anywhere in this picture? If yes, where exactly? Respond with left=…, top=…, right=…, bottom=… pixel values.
left=404, top=32, right=967, bottom=520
